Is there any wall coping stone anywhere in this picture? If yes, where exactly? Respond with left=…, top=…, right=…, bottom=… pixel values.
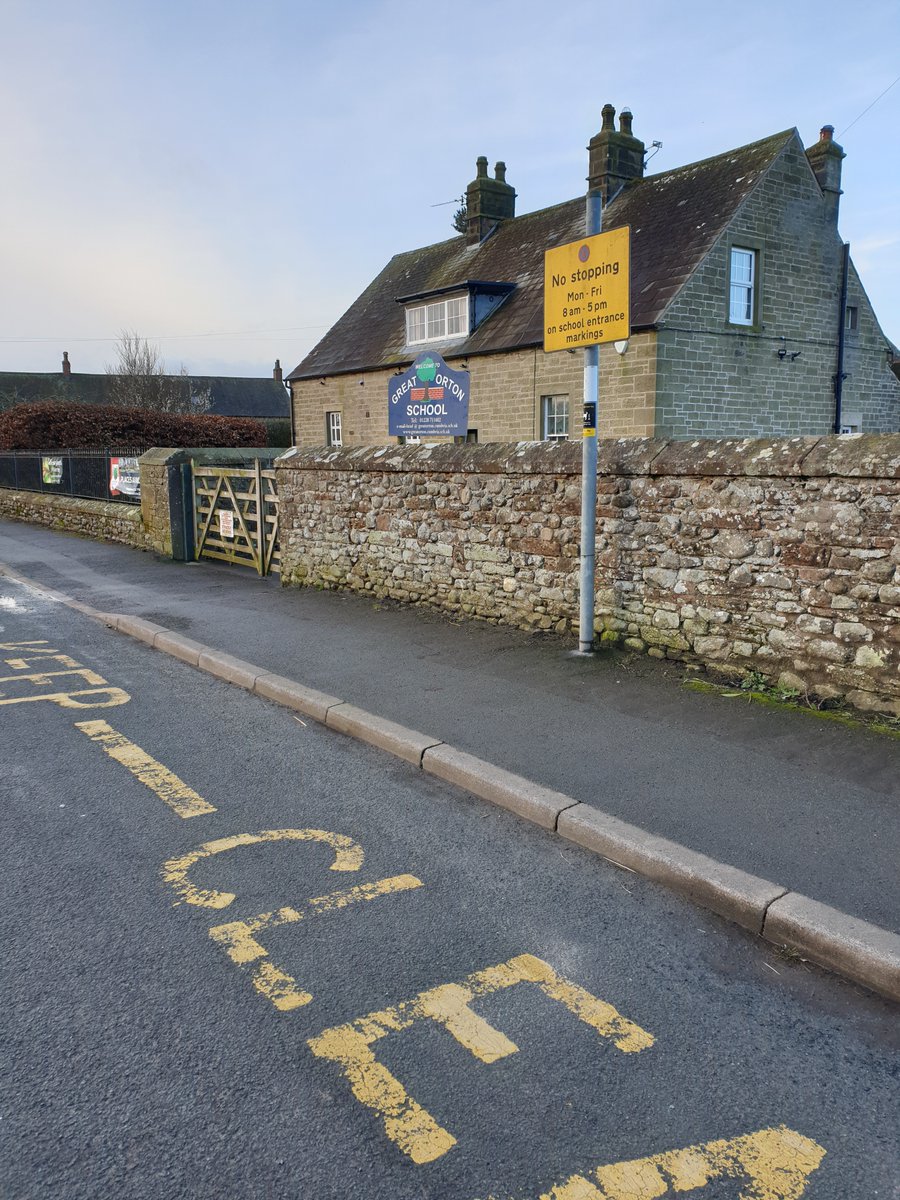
left=0, top=489, right=144, bottom=521
left=800, top=433, right=900, bottom=479
left=649, top=437, right=820, bottom=477
left=276, top=434, right=900, bottom=479
left=139, top=447, right=282, bottom=467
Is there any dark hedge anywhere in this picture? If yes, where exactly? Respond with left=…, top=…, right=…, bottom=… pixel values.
left=0, top=403, right=268, bottom=451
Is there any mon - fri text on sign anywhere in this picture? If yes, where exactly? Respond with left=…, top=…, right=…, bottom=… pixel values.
left=544, top=226, right=630, bottom=352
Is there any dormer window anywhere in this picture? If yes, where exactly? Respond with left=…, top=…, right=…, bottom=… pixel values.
left=406, top=295, right=469, bottom=345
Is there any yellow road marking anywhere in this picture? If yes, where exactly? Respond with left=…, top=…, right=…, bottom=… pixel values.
left=4, top=654, right=80, bottom=669
left=0, top=643, right=130, bottom=709
left=208, top=874, right=423, bottom=1012
left=0, top=686, right=130, bottom=708
left=502, top=1126, right=826, bottom=1200
left=0, top=667, right=107, bottom=687
left=162, top=829, right=366, bottom=909
left=75, top=719, right=215, bottom=818
left=308, top=952, right=654, bottom=1165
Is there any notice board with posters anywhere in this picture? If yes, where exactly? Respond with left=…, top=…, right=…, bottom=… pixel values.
left=109, top=457, right=141, bottom=498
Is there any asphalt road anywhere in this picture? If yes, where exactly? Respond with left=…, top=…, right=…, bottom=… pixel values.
left=1, top=579, right=898, bottom=1199
left=0, top=521, right=898, bottom=934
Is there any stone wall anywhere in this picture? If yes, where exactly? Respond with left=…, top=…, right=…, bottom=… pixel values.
left=276, top=434, right=900, bottom=716
left=0, top=488, right=148, bottom=549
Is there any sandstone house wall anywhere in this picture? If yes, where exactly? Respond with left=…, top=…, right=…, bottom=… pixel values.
left=276, top=435, right=900, bottom=715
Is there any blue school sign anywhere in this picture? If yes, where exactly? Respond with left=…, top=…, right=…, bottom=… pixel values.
left=388, top=352, right=470, bottom=438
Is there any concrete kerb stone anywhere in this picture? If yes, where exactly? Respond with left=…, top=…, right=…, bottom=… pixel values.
left=557, top=805, right=787, bottom=934
left=153, top=630, right=209, bottom=667
left=255, top=673, right=342, bottom=724
left=196, top=649, right=261, bottom=691
left=762, top=892, right=900, bottom=1003
left=422, top=745, right=577, bottom=831
left=326, top=703, right=442, bottom=767
left=114, top=614, right=169, bottom=646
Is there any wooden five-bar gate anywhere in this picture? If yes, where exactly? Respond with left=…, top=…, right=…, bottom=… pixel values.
left=192, top=460, right=281, bottom=576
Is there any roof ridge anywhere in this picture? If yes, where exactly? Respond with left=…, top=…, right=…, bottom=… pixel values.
left=643, top=128, right=796, bottom=184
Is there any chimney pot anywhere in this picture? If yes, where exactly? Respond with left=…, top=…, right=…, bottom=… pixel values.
left=466, top=155, right=516, bottom=243
left=820, top=125, right=834, bottom=142
left=588, top=105, right=645, bottom=203
left=273, top=358, right=283, bottom=384
left=62, top=351, right=70, bottom=377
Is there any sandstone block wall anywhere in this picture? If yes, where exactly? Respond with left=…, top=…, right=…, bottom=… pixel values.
left=0, top=488, right=148, bottom=550
left=276, top=434, right=900, bottom=716
left=291, top=338, right=657, bottom=449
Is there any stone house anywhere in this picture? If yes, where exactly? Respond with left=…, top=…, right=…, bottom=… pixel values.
left=288, top=106, right=899, bottom=446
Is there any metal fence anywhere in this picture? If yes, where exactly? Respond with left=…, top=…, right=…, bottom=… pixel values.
left=0, top=449, right=148, bottom=505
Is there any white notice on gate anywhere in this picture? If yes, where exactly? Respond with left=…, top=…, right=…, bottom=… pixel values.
left=219, top=510, right=235, bottom=539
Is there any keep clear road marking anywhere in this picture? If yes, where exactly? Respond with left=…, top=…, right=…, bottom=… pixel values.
left=0, top=641, right=130, bottom=709
left=75, top=719, right=216, bottom=819
left=477, top=1125, right=826, bottom=1200
left=162, top=829, right=423, bottom=1011
left=308, top=952, right=655, bottom=1166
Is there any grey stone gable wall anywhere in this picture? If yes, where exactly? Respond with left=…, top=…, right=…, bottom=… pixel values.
left=651, top=134, right=899, bottom=437
left=841, top=263, right=900, bottom=432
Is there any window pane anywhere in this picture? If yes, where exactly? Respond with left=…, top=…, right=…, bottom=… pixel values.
left=407, top=307, right=426, bottom=343
left=729, top=248, right=755, bottom=325
left=427, top=302, right=446, bottom=338
left=542, top=395, right=569, bottom=440
left=447, top=297, right=467, bottom=336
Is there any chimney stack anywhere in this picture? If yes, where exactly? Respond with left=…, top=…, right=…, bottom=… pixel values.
left=588, top=104, right=645, bottom=203
left=273, top=359, right=283, bottom=384
left=465, top=156, right=516, bottom=244
left=62, top=351, right=71, bottom=377
left=805, top=125, right=845, bottom=224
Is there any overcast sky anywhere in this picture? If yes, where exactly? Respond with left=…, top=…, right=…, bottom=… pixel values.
left=2, top=0, right=898, bottom=379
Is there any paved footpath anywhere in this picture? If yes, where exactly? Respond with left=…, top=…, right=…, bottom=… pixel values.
left=0, top=520, right=898, bottom=950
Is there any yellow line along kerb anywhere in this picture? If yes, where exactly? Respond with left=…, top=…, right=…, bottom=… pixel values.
left=75, top=719, right=215, bottom=819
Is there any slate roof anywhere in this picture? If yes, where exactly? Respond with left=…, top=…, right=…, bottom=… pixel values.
left=0, top=371, right=290, bottom=419
left=289, top=129, right=797, bottom=381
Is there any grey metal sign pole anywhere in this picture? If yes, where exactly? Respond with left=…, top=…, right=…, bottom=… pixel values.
left=578, top=191, right=603, bottom=652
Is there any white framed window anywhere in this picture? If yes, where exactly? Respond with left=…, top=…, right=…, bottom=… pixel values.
left=729, top=247, right=756, bottom=325
left=326, top=411, right=342, bottom=447
left=542, top=395, right=569, bottom=441
left=406, top=295, right=468, bottom=345
left=845, top=305, right=859, bottom=332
